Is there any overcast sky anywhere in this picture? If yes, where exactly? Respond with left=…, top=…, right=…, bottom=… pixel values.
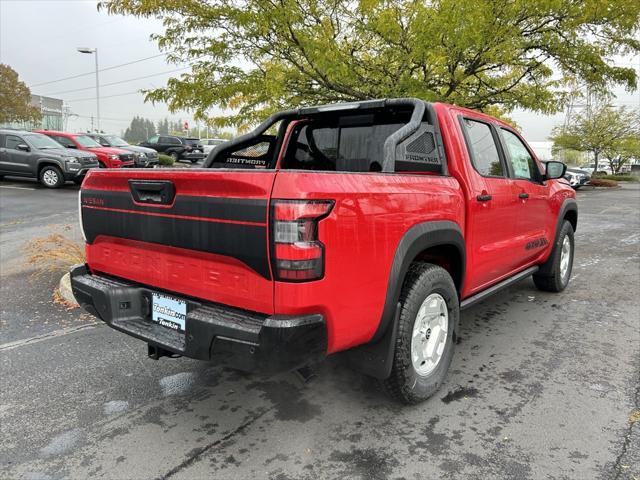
left=1, top=0, right=638, bottom=142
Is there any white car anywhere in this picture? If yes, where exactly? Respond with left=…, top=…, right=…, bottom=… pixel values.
left=201, top=138, right=227, bottom=155
left=564, top=168, right=590, bottom=189
left=581, top=163, right=612, bottom=175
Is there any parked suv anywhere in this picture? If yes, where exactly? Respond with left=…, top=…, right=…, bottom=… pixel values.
left=0, top=129, right=98, bottom=187
left=201, top=138, right=227, bottom=155
left=85, top=134, right=159, bottom=168
left=139, top=135, right=205, bottom=163
left=35, top=131, right=135, bottom=169
left=72, top=99, right=577, bottom=404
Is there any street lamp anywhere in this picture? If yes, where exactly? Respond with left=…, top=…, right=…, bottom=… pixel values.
left=77, top=47, right=100, bottom=132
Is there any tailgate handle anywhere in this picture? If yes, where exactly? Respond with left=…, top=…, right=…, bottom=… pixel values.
left=129, top=180, right=175, bottom=205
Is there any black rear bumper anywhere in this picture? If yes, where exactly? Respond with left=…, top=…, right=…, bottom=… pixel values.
left=70, top=265, right=326, bottom=373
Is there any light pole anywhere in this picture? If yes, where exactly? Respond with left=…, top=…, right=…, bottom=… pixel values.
left=77, top=47, right=100, bottom=132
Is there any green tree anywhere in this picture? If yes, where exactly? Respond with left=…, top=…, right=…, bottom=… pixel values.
left=123, top=116, right=157, bottom=143
left=551, top=105, right=640, bottom=174
left=157, top=118, right=170, bottom=135
left=0, top=64, right=41, bottom=125
left=99, top=0, right=639, bottom=128
left=603, top=136, right=640, bottom=174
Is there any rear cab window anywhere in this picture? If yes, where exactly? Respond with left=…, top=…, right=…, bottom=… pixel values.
left=208, top=105, right=445, bottom=174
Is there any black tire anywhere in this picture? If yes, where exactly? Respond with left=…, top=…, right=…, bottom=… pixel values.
left=533, top=220, right=574, bottom=292
left=98, top=161, right=107, bottom=168
left=39, top=165, right=65, bottom=188
left=190, top=158, right=199, bottom=164
left=170, top=152, right=180, bottom=162
left=383, top=263, right=459, bottom=404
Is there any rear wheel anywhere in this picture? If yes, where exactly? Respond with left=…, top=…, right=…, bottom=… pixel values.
left=39, top=166, right=64, bottom=188
left=383, top=263, right=458, bottom=404
left=533, top=220, right=574, bottom=292
left=170, top=152, right=179, bottom=162
left=190, top=158, right=199, bottom=164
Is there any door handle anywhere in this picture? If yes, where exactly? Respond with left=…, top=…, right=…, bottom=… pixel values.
left=476, top=194, right=492, bottom=202
left=129, top=180, right=175, bottom=205
left=519, top=192, right=529, bottom=199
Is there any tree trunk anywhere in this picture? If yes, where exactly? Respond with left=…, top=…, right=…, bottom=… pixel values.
left=593, top=151, right=599, bottom=176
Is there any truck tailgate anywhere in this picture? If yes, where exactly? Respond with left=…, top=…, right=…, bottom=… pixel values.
left=80, top=169, right=275, bottom=314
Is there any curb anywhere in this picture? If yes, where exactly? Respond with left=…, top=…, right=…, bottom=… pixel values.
left=58, top=272, right=79, bottom=307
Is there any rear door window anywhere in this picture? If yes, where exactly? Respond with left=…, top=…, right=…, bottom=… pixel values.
left=461, top=118, right=505, bottom=177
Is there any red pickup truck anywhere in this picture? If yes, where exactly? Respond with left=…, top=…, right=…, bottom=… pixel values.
left=35, top=131, right=136, bottom=169
left=71, top=99, right=576, bottom=404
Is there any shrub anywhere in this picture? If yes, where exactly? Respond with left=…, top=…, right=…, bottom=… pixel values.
left=597, top=174, right=639, bottom=182
left=588, top=178, right=619, bottom=188
left=158, top=154, right=175, bottom=166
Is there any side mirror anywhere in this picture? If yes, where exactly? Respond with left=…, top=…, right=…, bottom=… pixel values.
left=16, top=144, right=30, bottom=152
left=544, top=161, right=566, bottom=180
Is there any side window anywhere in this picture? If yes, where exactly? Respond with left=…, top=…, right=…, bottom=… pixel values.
left=98, top=136, right=110, bottom=147
left=147, top=135, right=159, bottom=144
left=54, top=136, right=74, bottom=148
left=5, top=135, right=23, bottom=150
left=158, top=136, right=170, bottom=144
left=170, top=137, right=182, bottom=145
left=462, top=118, right=504, bottom=177
left=501, top=129, right=541, bottom=182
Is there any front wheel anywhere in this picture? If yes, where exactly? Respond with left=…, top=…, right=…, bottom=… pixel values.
left=39, top=166, right=65, bottom=188
left=533, top=220, right=574, bottom=292
left=383, top=263, right=458, bottom=404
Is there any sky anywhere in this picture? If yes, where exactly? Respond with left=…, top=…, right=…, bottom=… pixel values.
left=1, top=0, right=639, bottom=142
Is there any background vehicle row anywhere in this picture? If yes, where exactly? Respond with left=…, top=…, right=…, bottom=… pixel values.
left=0, top=129, right=99, bottom=187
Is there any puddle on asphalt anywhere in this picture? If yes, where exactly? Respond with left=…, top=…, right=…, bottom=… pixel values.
left=40, top=428, right=82, bottom=457
left=159, top=371, right=196, bottom=396
left=103, top=400, right=129, bottom=415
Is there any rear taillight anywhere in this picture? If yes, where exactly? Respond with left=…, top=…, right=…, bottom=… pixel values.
left=271, top=200, right=333, bottom=281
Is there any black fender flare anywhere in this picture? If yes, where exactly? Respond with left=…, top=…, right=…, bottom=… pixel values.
left=36, top=158, right=63, bottom=176
left=346, top=220, right=465, bottom=379
left=537, top=198, right=578, bottom=276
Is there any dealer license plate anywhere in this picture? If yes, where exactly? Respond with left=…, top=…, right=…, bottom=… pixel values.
left=151, top=293, right=187, bottom=332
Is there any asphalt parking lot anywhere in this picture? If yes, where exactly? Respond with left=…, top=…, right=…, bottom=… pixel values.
left=1, top=178, right=638, bottom=480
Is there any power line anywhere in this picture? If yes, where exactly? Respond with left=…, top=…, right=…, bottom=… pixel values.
left=29, top=52, right=173, bottom=88
left=42, top=65, right=194, bottom=96
left=66, top=91, right=142, bottom=102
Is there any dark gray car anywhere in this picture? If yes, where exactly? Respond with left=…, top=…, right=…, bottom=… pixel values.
left=0, top=129, right=99, bottom=188
left=86, top=134, right=159, bottom=167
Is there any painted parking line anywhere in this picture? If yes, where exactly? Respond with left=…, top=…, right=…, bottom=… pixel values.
left=0, top=185, right=37, bottom=190
left=0, top=323, right=100, bottom=352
